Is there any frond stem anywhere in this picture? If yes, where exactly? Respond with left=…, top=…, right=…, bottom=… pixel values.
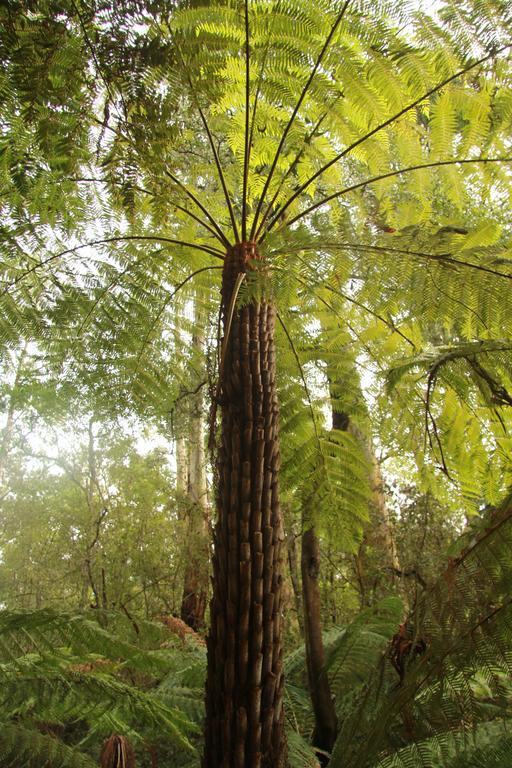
left=3, top=236, right=224, bottom=294
left=133, top=265, right=223, bottom=371
left=262, top=45, right=511, bottom=237
left=285, top=157, right=512, bottom=227
left=71, top=176, right=226, bottom=244
left=164, top=170, right=232, bottom=248
left=242, top=0, right=251, bottom=241
left=254, top=102, right=340, bottom=241
left=173, top=37, right=240, bottom=242
left=250, top=0, right=352, bottom=239
left=307, top=240, right=512, bottom=281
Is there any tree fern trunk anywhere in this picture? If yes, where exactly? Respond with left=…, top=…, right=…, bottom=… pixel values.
left=301, top=524, right=338, bottom=762
left=204, top=242, right=286, bottom=768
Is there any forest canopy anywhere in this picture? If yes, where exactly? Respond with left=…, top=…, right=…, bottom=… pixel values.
left=0, top=0, right=511, bottom=766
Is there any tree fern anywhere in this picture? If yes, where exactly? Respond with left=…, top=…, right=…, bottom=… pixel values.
left=1, top=0, right=512, bottom=765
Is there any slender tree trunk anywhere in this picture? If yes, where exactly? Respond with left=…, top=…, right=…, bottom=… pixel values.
left=286, top=526, right=304, bottom=636
left=181, top=372, right=209, bottom=632
left=333, top=411, right=401, bottom=604
left=204, top=242, right=286, bottom=768
left=0, top=345, right=26, bottom=486
left=176, top=436, right=188, bottom=500
left=301, top=523, right=338, bottom=761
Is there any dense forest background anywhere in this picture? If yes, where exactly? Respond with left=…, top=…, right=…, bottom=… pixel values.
left=0, top=0, right=511, bottom=766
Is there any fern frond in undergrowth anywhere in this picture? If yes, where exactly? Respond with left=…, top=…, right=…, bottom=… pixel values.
left=0, top=608, right=200, bottom=766
left=375, top=720, right=512, bottom=768
left=328, top=488, right=512, bottom=768
left=286, top=598, right=403, bottom=722
left=0, top=723, right=98, bottom=768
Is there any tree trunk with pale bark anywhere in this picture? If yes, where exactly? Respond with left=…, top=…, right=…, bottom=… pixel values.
left=301, top=524, right=338, bottom=762
left=333, top=411, right=401, bottom=607
left=203, top=242, right=286, bottom=768
left=180, top=376, right=209, bottom=632
left=287, top=525, right=304, bottom=635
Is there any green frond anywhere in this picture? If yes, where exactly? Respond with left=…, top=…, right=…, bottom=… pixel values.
left=329, top=490, right=512, bottom=768
left=0, top=723, right=98, bottom=768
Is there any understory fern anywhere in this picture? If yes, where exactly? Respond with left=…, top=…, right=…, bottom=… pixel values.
left=0, top=610, right=200, bottom=766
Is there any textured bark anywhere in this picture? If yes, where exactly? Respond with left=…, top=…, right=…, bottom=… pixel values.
left=203, top=242, right=286, bottom=768
left=301, top=525, right=338, bottom=761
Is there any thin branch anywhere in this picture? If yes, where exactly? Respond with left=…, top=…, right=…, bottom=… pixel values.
left=250, top=0, right=352, bottom=239
left=20, top=449, right=87, bottom=495
left=286, top=156, right=512, bottom=226
left=3, top=236, right=223, bottom=294
left=164, top=170, right=231, bottom=248
left=467, top=358, right=512, bottom=406
left=169, top=379, right=208, bottom=415
left=262, top=45, right=511, bottom=237
left=425, top=370, right=454, bottom=481
left=133, top=265, right=223, bottom=373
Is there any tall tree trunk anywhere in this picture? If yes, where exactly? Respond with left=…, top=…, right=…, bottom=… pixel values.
left=301, top=523, right=338, bottom=762
left=181, top=371, right=209, bottom=632
left=286, top=525, right=303, bottom=636
left=175, top=436, right=188, bottom=500
left=204, top=242, right=286, bottom=768
left=333, top=411, right=401, bottom=605
left=0, top=345, right=27, bottom=487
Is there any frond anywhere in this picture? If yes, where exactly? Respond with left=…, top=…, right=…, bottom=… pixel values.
left=329, top=489, right=512, bottom=768
left=0, top=724, right=97, bottom=768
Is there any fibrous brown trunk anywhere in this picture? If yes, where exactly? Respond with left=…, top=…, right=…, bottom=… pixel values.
left=301, top=524, right=338, bottom=761
left=203, top=242, right=286, bottom=768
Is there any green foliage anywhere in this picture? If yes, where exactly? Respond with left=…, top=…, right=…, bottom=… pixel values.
left=328, top=490, right=512, bottom=768
left=0, top=608, right=201, bottom=767
left=1, top=0, right=512, bottom=765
